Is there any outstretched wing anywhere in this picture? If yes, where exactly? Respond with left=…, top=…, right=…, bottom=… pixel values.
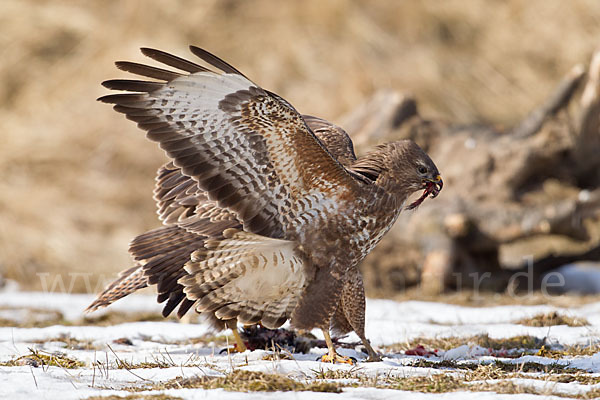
left=153, top=113, right=358, bottom=236
left=99, top=46, right=359, bottom=239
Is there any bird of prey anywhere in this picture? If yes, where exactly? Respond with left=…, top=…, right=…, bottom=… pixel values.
left=87, top=46, right=442, bottom=363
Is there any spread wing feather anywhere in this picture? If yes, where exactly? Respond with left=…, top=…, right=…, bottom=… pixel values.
left=153, top=162, right=240, bottom=236
left=99, top=46, right=359, bottom=240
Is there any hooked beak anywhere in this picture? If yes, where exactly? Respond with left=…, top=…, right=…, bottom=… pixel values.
left=425, top=175, right=443, bottom=198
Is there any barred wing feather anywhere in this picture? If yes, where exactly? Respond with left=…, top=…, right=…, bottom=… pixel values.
left=99, top=46, right=358, bottom=239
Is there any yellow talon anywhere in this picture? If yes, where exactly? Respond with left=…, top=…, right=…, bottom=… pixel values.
left=318, top=329, right=356, bottom=365
left=319, top=352, right=356, bottom=365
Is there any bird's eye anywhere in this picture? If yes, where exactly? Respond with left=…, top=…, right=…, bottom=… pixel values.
left=417, top=166, right=428, bottom=175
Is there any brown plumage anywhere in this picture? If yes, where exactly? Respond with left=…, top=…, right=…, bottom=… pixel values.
left=87, top=46, right=442, bottom=362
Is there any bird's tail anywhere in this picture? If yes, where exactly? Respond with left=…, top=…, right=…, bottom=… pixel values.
left=85, top=264, right=147, bottom=313
left=85, top=225, right=201, bottom=317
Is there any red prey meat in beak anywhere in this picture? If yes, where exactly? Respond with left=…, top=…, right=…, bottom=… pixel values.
left=406, top=175, right=443, bottom=210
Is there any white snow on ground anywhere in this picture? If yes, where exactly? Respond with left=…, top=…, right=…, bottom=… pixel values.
left=1, top=291, right=600, bottom=399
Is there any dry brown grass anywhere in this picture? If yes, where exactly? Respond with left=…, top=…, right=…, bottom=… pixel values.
left=383, top=333, right=544, bottom=354
left=2, top=1, right=600, bottom=292
left=0, top=348, right=85, bottom=369
left=515, top=311, right=590, bottom=327
left=141, top=364, right=597, bottom=397
left=155, top=370, right=341, bottom=393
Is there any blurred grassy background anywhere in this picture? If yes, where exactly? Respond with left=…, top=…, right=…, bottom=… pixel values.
left=1, top=0, right=600, bottom=293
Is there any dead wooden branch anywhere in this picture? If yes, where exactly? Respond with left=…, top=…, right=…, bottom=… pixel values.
left=476, top=189, right=600, bottom=243
left=510, top=64, right=585, bottom=138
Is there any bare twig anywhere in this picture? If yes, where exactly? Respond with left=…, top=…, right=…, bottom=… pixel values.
left=92, top=351, right=96, bottom=388
left=29, top=366, right=38, bottom=389
left=106, top=344, right=150, bottom=382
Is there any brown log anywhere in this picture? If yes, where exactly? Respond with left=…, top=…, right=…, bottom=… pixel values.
left=476, top=189, right=600, bottom=243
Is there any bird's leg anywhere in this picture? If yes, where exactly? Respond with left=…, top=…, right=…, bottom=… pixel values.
left=319, top=329, right=355, bottom=365
left=225, top=319, right=247, bottom=353
left=358, top=334, right=382, bottom=362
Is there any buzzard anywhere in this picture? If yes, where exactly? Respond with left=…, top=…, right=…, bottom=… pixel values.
left=87, top=46, right=442, bottom=363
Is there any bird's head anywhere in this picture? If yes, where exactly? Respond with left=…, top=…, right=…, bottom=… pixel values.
left=351, top=140, right=442, bottom=209
left=395, top=140, right=442, bottom=210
